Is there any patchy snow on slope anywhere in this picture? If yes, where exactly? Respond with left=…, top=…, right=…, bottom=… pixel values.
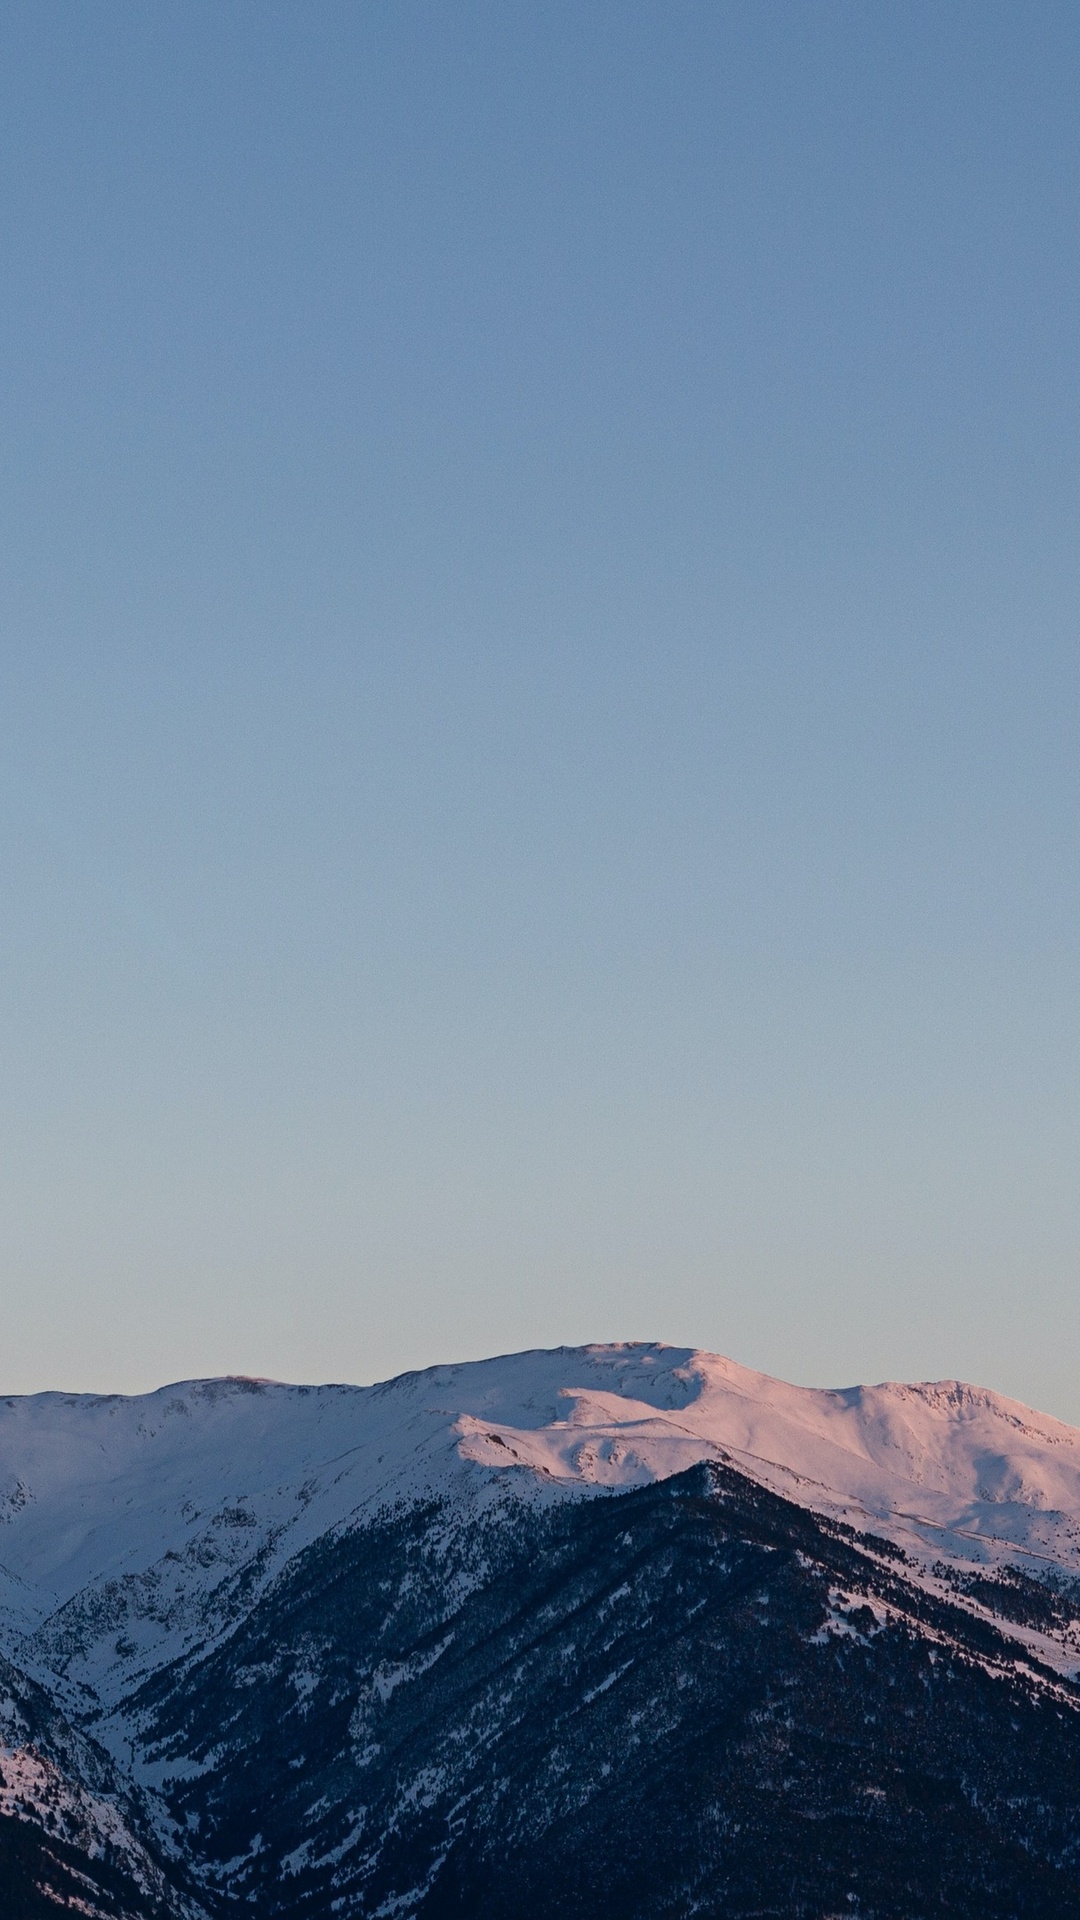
left=0, top=1738, right=199, bottom=1913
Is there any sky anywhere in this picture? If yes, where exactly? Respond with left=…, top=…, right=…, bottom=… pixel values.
left=1, top=1, right=1079, bottom=1414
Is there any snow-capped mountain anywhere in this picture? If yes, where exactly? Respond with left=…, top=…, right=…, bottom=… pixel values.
left=4, top=1344, right=1080, bottom=1916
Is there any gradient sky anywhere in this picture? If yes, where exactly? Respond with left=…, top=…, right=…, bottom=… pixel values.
left=2, top=2, right=1079, bottom=1414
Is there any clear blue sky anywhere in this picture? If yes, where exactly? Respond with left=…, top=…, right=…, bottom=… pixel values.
left=2, top=2, right=1078, bottom=1413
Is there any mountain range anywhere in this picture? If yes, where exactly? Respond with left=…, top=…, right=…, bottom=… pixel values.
left=3, top=1343, right=1080, bottom=1917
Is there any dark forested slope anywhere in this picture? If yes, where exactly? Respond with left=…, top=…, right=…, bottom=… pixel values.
left=100, top=1462, right=1080, bottom=1919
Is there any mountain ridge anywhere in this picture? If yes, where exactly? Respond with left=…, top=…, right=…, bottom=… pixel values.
left=4, top=1344, right=1080, bottom=1916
